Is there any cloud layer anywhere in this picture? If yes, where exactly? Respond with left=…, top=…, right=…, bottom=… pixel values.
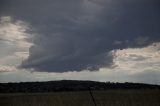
left=0, top=16, right=32, bottom=72
left=0, top=0, right=160, bottom=72
left=114, top=43, right=160, bottom=73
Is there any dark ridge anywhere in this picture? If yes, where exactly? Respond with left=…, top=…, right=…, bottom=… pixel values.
left=0, top=80, right=159, bottom=93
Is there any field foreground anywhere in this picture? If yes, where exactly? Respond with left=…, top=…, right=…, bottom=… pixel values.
left=0, top=90, right=160, bottom=106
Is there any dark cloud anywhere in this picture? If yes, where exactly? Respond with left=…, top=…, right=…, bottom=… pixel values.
left=1, top=0, right=160, bottom=72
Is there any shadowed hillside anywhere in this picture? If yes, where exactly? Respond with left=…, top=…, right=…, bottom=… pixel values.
left=0, top=80, right=159, bottom=93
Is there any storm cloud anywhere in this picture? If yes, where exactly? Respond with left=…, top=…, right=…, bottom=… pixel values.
left=1, top=0, right=160, bottom=72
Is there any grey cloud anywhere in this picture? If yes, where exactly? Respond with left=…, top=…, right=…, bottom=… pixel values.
left=128, top=54, right=148, bottom=61
left=135, top=36, right=149, bottom=45
left=0, top=38, right=11, bottom=43
left=1, top=0, right=160, bottom=72
left=118, top=54, right=148, bottom=62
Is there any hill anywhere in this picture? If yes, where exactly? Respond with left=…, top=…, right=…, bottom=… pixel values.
left=0, top=80, right=159, bottom=93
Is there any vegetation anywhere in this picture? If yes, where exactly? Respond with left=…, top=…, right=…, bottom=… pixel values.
left=0, top=80, right=159, bottom=106
left=0, top=80, right=159, bottom=93
left=0, top=90, right=160, bottom=106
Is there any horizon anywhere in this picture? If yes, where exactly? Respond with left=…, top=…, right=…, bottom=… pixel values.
left=0, top=79, right=160, bottom=86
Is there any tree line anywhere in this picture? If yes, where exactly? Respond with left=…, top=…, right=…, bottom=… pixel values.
left=0, top=80, right=159, bottom=93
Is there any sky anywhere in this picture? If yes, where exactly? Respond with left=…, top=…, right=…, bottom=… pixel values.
left=0, top=0, right=160, bottom=84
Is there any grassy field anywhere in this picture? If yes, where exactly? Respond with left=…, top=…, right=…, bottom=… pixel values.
left=0, top=89, right=160, bottom=106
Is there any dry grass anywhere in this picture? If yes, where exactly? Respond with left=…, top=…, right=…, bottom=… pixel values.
left=0, top=89, right=160, bottom=106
